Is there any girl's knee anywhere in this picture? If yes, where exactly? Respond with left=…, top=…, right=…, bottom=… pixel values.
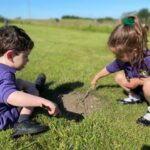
left=143, top=80, right=150, bottom=95
left=115, top=73, right=125, bottom=84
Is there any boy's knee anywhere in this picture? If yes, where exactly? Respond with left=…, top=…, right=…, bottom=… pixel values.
left=30, top=87, right=39, bottom=96
left=16, top=78, right=24, bottom=90
left=26, top=85, right=39, bottom=96
left=34, top=89, right=39, bottom=96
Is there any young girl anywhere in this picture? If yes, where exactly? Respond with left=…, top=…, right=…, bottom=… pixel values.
left=91, top=16, right=150, bottom=126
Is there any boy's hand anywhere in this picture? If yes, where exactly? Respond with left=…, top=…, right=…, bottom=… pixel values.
left=91, top=79, right=97, bottom=89
left=42, top=101, right=62, bottom=117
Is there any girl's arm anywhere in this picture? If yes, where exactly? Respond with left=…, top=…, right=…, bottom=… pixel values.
left=7, top=91, right=61, bottom=116
left=91, top=67, right=110, bottom=89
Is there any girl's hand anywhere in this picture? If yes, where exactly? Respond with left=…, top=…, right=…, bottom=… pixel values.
left=91, top=79, right=97, bottom=89
left=91, top=67, right=110, bottom=90
left=42, top=101, right=62, bottom=117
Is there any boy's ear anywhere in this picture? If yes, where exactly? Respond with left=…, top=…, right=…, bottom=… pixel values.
left=4, top=50, right=14, bottom=61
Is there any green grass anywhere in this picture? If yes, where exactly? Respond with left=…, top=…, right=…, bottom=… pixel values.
left=11, top=19, right=116, bottom=33
left=1, top=23, right=150, bottom=150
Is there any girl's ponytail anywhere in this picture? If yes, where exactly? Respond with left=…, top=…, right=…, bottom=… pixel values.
left=122, top=16, right=148, bottom=51
left=108, top=15, right=149, bottom=73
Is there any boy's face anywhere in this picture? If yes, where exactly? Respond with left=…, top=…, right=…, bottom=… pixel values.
left=12, top=50, right=30, bottom=70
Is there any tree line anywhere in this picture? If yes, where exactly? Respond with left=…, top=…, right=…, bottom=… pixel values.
left=0, top=8, right=150, bottom=24
left=62, top=8, right=150, bottom=24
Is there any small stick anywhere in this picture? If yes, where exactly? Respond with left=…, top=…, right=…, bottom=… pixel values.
left=79, top=88, right=94, bottom=115
left=81, top=88, right=93, bottom=102
left=80, top=88, right=94, bottom=102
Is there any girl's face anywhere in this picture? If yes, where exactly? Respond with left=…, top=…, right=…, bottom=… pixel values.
left=115, top=53, right=130, bottom=62
left=110, top=47, right=130, bottom=62
left=12, top=50, right=30, bottom=70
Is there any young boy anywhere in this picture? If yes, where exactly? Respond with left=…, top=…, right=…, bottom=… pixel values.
left=0, top=25, right=61, bottom=138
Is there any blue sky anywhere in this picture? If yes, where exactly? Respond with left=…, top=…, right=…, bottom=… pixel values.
left=0, top=0, right=150, bottom=19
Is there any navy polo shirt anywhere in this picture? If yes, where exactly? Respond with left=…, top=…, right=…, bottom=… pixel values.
left=0, top=64, right=19, bottom=130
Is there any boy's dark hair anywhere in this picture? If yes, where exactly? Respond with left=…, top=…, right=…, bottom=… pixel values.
left=0, top=25, right=34, bottom=56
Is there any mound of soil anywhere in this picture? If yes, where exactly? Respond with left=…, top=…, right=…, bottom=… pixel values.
left=60, top=92, right=100, bottom=116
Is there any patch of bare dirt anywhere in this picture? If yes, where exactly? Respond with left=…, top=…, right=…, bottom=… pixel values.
left=60, top=92, right=100, bottom=116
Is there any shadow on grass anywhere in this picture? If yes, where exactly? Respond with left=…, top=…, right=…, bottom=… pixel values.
left=141, top=145, right=150, bottom=150
left=35, top=81, right=85, bottom=122
left=96, top=84, right=120, bottom=90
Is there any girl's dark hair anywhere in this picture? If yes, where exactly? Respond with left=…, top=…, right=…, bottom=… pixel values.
left=108, top=16, right=149, bottom=71
left=0, top=25, right=34, bottom=56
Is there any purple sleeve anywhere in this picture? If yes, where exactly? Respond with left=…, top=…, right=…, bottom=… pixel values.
left=145, top=56, right=150, bottom=71
left=0, top=72, right=17, bottom=105
left=106, top=60, right=123, bottom=73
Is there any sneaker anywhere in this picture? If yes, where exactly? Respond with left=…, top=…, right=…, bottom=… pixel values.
left=118, top=94, right=143, bottom=104
left=35, top=73, right=46, bottom=91
left=137, top=107, right=150, bottom=126
left=136, top=117, right=150, bottom=126
left=12, top=120, right=49, bottom=139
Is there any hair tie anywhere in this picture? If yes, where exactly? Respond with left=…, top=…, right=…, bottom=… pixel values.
left=122, top=17, right=135, bottom=27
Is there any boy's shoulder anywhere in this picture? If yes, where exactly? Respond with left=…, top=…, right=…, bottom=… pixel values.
left=0, top=64, right=16, bottom=73
left=0, top=64, right=16, bottom=81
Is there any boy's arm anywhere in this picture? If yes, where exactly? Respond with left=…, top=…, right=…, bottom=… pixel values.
left=7, top=91, right=61, bottom=116
left=91, top=67, right=110, bottom=89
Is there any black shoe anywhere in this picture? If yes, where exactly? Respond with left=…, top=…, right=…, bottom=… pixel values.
left=12, top=120, right=49, bottom=139
left=35, top=73, right=46, bottom=91
left=136, top=117, right=150, bottom=126
left=118, top=99, right=143, bottom=105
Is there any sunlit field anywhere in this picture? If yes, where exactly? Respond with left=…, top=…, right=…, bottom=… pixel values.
left=0, top=22, right=150, bottom=150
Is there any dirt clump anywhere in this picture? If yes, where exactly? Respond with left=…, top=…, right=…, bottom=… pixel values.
left=61, top=92, right=100, bottom=116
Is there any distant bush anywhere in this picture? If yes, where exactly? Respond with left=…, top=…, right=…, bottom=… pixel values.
left=62, top=15, right=94, bottom=20
left=97, top=17, right=115, bottom=23
left=0, top=15, right=5, bottom=22
left=55, top=18, right=60, bottom=22
left=62, top=15, right=81, bottom=19
left=138, top=8, right=150, bottom=24
left=123, top=8, right=150, bottom=25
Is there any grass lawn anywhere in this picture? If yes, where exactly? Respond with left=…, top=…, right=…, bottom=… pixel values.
left=0, top=23, right=150, bottom=150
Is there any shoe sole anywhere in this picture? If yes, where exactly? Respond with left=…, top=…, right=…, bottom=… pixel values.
left=12, top=126, right=49, bottom=139
left=136, top=121, right=150, bottom=126
left=118, top=100, right=143, bottom=105
left=136, top=117, right=150, bottom=126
